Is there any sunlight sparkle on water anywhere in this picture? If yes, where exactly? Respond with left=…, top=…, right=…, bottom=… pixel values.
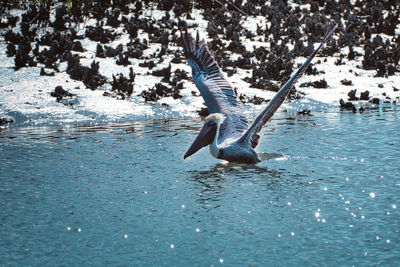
left=369, top=192, right=376, bottom=198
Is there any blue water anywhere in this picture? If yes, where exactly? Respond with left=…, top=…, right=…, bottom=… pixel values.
left=1, top=107, right=400, bottom=266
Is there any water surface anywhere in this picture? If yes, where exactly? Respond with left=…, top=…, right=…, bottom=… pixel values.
left=1, top=107, right=400, bottom=266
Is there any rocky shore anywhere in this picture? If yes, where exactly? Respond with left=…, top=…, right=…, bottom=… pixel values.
left=1, top=0, right=399, bottom=126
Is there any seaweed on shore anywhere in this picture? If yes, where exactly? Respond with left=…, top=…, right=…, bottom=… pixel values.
left=1, top=0, right=399, bottom=110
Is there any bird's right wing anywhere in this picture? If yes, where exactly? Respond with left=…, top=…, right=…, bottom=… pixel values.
left=181, top=28, right=248, bottom=142
left=239, top=23, right=337, bottom=147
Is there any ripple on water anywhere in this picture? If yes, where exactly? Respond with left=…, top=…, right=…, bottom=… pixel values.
left=1, top=111, right=400, bottom=266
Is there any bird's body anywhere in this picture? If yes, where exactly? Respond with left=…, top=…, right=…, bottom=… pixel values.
left=181, top=23, right=336, bottom=164
left=206, top=114, right=261, bottom=163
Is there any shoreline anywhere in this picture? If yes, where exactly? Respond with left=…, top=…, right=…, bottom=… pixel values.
left=1, top=1, right=399, bottom=128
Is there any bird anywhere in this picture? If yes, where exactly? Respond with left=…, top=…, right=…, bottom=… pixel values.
left=180, top=23, right=337, bottom=164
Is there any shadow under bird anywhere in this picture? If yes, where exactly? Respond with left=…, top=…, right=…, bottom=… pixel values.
left=181, top=23, right=337, bottom=164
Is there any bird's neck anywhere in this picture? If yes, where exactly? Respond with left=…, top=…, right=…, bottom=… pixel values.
left=209, top=123, right=222, bottom=158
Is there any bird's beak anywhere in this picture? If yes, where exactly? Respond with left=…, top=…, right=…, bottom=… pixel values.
left=184, top=122, right=217, bottom=159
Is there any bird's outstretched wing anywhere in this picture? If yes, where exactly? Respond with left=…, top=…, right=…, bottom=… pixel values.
left=239, top=22, right=337, bottom=147
left=181, top=28, right=248, bottom=143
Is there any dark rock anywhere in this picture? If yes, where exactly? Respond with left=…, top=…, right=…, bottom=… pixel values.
left=20, top=21, right=37, bottom=39
left=140, top=82, right=182, bottom=102
left=305, top=64, right=324, bottom=75
left=116, top=52, right=131, bottom=66
left=339, top=98, right=355, bottom=110
left=360, top=90, right=370, bottom=100
left=171, top=53, right=182, bottom=64
left=4, top=30, right=22, bottom=44
left=82, top=61, right=107, bottom=90
left=140, top=89, right=158, bottom=102
left=52, top=6, right=67, bottom=31
left=66, top=53, right=84, bottom=80
left=71, top=41, right=84, bottom=52
left=0, top=15, right=19, bottom=28
left=369, top=97, right=380, bottom=104
left=126, top=41, right=145, bottom=59
left=298, top=109, right=311, bottom=115
left=67, top=54, right=106, bottom=90
left=159, top=0, right=174, bottom=11
left=40, top=67, right=55, bottom=76
left=117, top=92, right=126, bottom=100
left=106, top=8, right=121, bottom=28
left=154, top=83, right=170, bottom=97
left=0, top=118, right=14, bottom=127
left=226, top=67, right=237, bottom=77
left=340, top=79, right=352, bottom=86
left=198, top=107, right=209, bottom=117
left=300, top=79, right=328, bottom=89
left=126, top=21, right=138, bottom=38
left=96, top=44, right=105, bottom=58
left=104, top=44, right=123, bottom=57
left=151, top=64, right=171, bottom=82
left=129, top=67, right=136, bottom=82
left=14, top=48, right=36, bottom=70
left=248, top=95, right=268, bottom=105
left=173, top=68, right=189, bottom=81
left=85, top=25, right=118, bottom=44
left=6, top=43, right=16, bottom=57
left=348, top=46, right=355, bottom=60
left=387, top=64, right=396, bottom=76
left=139, top=60, right=156, bottom=69
left=347, top=89, right=359, bottom=100
left=111, top=73, right=134, bottom=95
left=311, top=79, right=328, bottom=88
left=51, top=86, right=73, bottom=101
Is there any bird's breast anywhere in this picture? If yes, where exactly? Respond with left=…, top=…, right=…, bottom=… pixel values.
left=218, top=144, right=260, bottom=164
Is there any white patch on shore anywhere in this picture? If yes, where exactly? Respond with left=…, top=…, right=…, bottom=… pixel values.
left=0, top=4, right=399, bottom=126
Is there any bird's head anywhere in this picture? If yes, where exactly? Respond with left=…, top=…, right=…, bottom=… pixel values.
left=184, top=113, right=225, bottom=159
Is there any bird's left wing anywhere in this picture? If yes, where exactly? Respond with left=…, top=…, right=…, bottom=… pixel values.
left=181, top=28, right=248, bottom=142
left=239, top=22, right=337, bottom=147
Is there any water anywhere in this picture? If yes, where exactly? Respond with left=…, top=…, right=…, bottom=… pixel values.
left=1, top=107, right=400, bottom=266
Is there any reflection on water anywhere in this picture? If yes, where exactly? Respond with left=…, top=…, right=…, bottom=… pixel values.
left=188, top=163, right=285, bottom=212
left=1, top=107, right=400, bottom=266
